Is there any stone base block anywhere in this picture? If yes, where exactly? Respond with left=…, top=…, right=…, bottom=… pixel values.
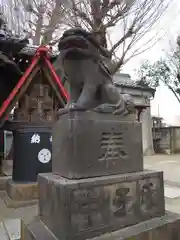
left=2, top=159, right=13, bottom=176
left=0, top=176, right=11, bottom=190
left=38, top=170, right=165, bottom=240
left=2, top=180, right=38, bottom=208
left=21, top=217, right=58, bottom=240
left=53, top=111, right=143, bottom=179
left=6, top=180, right=38, bottom=201
left=22, top=212, right=180, bottom=240
left=1, top=191, right=38, bottom=208
left=92, top=211, right=180, bottom=240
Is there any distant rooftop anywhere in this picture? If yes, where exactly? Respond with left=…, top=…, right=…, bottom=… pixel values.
left=152, top=116, right=163, bottom=120
left=114, top=72, right=155, bottom=93
left=16, top=45, right=58, bottom=58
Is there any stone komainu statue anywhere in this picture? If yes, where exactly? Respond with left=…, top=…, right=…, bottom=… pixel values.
left=58, top=27, right=135, bottom=115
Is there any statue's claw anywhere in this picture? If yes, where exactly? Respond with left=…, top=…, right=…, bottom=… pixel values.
left=58, top=102, right=88, bottom=116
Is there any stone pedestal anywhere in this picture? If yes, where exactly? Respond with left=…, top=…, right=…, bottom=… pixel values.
left=37, top=170, right=164, bottom=240
left=22, top=212, right=180, bottom=240
left=53, top=112, right=143, bottom=179
left=22, top=111, right=167, bottom=239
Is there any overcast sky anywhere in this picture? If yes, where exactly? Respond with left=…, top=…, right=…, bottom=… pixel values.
left=122, top=0, right=180, bottom=124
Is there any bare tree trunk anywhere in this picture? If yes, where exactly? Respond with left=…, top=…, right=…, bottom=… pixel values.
left=4, top=0, right=171, bottom=74
left=33, top=14, right=43, bottom=45
left=167, top=85, right=180, bottom=104
left=90, top=0, right=107, bottom=48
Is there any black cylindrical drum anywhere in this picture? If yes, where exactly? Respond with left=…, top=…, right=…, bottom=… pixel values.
left=12, top=125, right=52, bottom=182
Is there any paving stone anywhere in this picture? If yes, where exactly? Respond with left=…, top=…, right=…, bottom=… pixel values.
left=164, top=185, right=180, bottom=199
left=0, top=222, right=8, bottom=240
left=3, top=218, right=20, bottom=240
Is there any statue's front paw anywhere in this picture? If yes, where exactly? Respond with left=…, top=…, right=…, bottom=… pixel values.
left=68, top=103, right=87, bottom=111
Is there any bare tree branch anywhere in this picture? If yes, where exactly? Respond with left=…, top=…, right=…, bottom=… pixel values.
left=65, top=0, right=171, bottom=73
left=2, top=0, right=172, bottom=74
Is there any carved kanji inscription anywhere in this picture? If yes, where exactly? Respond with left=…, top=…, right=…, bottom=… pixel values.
left=98, top=131, right=128, bottom=162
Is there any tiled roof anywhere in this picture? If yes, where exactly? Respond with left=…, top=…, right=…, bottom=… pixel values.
left=115, top=81, right=155, bottom=91
left=114, top=73, right=155, bottom=92
left=17, top=45, right=58, bottom=58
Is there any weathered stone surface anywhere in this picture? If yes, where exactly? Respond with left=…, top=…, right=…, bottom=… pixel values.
left=38, top=171, right=164, bottom=240
left=1, top=180, right=38, bottom=208
left=52, top=111, right=143, bottom=179
left=6, top=180, right=38, bottom=201
left=90, top=211, right=180, bottom=240
left=21, top=217, right=58, bottom=240
left=2, top=160, right=13, bottom=176
left=1, top=191, right=38, bottom=208
left=22, top=212, right=180, bottom=240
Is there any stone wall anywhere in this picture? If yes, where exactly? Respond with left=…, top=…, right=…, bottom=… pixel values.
left=154, top=126, right=180, bottom=154
left=140, top=106, right=154, bottom=155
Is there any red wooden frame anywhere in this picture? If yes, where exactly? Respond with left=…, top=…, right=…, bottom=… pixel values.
left=0, top=46, right=69, bottom=122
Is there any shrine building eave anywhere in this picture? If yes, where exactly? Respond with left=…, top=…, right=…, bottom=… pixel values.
left=10, top=45, right=59, bottom=74
left=13, top=46, right=58, bottom=63
left=115, top=82, right=156, bottom=98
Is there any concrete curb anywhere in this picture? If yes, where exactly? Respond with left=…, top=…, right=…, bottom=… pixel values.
left=164, top=180, right=180, bottom=188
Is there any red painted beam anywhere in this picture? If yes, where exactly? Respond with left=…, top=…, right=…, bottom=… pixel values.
left=44, top=57, right=69, bottom=101
left=0, top=45, right=68, bottom=124
left=0, top=56, right=39, bottom=119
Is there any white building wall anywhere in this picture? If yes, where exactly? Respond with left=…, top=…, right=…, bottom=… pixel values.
left=115, top=73, right=155, bottom=155
left=140, top=106, right=154, bottom=155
